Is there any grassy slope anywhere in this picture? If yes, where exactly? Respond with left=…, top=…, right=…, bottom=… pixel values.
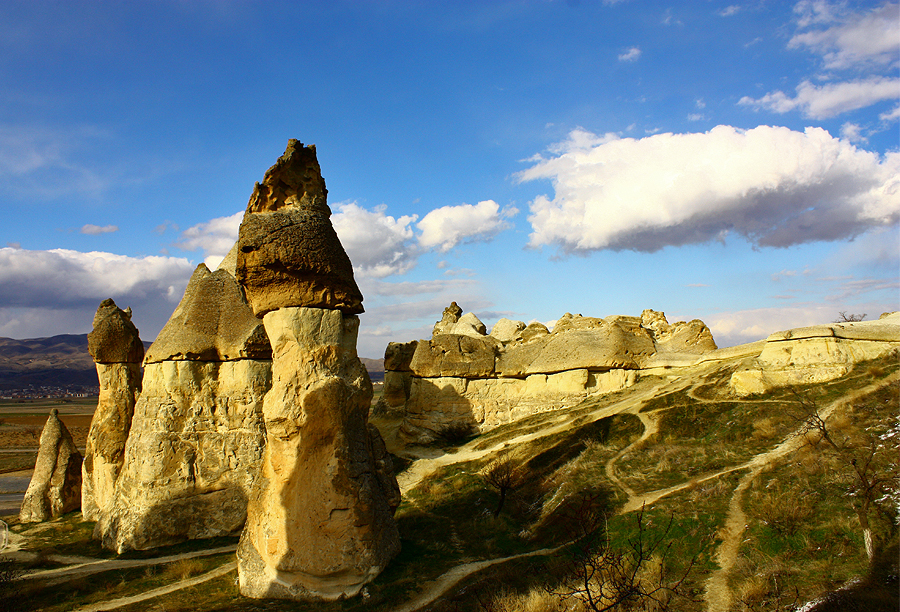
left=2, top=352, right=897, bottom=612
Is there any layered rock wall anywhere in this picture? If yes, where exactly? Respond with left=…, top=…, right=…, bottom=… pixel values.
left=730, top=312, right=900, bottom=395
left=388, top=304, right=716, bottom=443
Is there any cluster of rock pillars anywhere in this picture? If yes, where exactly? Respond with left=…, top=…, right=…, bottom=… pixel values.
left=19, top=140, right=899, bottom=602
left=20, top=141, right=399, bottom=601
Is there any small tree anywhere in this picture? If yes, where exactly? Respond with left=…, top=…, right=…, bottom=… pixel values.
left=549, top=503, right=701, bottom=612
left=789, top=385, right=898, bottom=563
left=835, top=311, right=866, bottom=323
left=482, top=455, right=524, bottom=517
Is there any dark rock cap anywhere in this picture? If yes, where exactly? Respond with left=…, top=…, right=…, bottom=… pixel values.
left=236, top=140, right=364, bottom=316
left=87, top=298, right=144, bottom=364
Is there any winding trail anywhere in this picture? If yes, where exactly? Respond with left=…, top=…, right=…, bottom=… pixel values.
left=702, top=371, right=900, bottom=612
left=70, top=560, right=237, bottom=612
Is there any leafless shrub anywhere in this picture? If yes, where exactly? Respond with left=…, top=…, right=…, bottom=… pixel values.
left=482, top=455, right=526, bottom=517
left=835, top=311, right=866, bottom=323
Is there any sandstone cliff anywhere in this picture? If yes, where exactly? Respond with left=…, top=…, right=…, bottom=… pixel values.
left=387, top=303, right=718, bottom=443
left=730, top=312, right=900, bottom=395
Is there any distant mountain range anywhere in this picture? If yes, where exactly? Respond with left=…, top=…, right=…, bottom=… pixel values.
left=0, top=334, right=385, bottom=391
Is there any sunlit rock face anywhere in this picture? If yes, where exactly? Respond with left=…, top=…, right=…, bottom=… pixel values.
left=391, top=305, right=718, bottom=443
left=20, top=409, right=83, bottom=523
left=95, top=263, right=272, bottom=553
left=82, top=298, right=143, bottom=522
left=730, top=312, right=900, bottom=395
left=235, top=140, right=400, bottom=601
left=236, top=139, right=364, bottom=318
left=237, top=308, right=400, bottom=600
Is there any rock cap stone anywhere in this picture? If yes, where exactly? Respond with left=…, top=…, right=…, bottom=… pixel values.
left=87, top=299, right=144, bottom=364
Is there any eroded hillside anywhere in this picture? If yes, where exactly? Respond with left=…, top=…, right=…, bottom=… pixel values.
left=3, top=346, right=897, bottom=612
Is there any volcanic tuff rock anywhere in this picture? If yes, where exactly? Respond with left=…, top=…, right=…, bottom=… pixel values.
left=20, top=409, right=83, bottom=523
left=389, top=304, right=718, bottom=443
left=730, top=312, right=900, bottom=395
left=236, top=141, right=399, bottom=601
left=238, top=308, right=400, bottom=600
left=82, top=299, right=143, bottom=522
left=236, top=139, right=363, bottom=317
left=96, top=262, right=271, bottom=552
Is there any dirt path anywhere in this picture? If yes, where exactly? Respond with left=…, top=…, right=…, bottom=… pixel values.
left=391, top=546, right=562, bottom=612
left=702, top=372, right=899, bottom=612
left=71, top=560, right=237, bottom=612
left=18, top=544, right=238, bottom=586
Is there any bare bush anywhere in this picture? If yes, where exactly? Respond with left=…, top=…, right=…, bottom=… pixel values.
left=482, top=455, right=526, bottom=517
left=835, top=311, right=866, bottom=323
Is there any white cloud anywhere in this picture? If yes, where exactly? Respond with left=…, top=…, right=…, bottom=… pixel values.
left=840, top=122, right=867, bottom=143
left=880, top=105, right=900, bottom=121
left=617, top=46, right=641, bottom=62
left=80, top=224, right=118, bottom=235
left=687, top=113, right=705, bottom=121
left=718, top=5, right=741, bottom=17
left=705, top=305, right=838, bottom=347
left=416, top=200, right=516, bottom=252
left=332, top=202, right=418, bottom=278
left=790, top=1, right=900, bottom=70
left=518, top=126, right=900, bottom=253
left=0, top=247, right=195, bottom=340
left=176, top=210, right=242, bottom=268
left=738, top=77, right=900, bottom=119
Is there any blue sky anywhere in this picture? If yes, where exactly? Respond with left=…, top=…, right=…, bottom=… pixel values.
left=0, top=0, right=897, bottom=358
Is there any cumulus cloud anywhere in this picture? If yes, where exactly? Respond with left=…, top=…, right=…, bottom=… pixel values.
left=790, top=1, right=900, bottom=70
left=332, top=202, right=418, bottom=278
left=617, top=46, right=641, bottom=62
left=80, top=224, right=118, bottom=235
left=416, top=200, right=517, bottom=252
left=176, top=211, right=242, bottom=268
left=518, top=126, right=900, bottom=253
left=0, top=247, right=195, bottom=340
left=739, top=77, right=900, bottom=119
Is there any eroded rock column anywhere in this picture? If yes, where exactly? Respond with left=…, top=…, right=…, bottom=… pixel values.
left=236, top=139, right=400, bottom=600
left=20, top=409, right=83, bottom=523
left=83, top=298, right=143, bottom=522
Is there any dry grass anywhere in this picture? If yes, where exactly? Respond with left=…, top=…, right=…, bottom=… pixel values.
left=163, top=558, right=205, bottom=582
left=491, top=587, right=569, bottom=612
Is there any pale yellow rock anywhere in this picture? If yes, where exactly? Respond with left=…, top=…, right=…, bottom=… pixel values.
left=399, top=368, right=638, bottom=441
left=20, top=409, right=83, bottom=523
left=82, top=362, right=141, bottom=522
left=96, top=359, right=270, bottom=552
left=490, top=318, right=526, bottom=343
left=237, top=307, right=400, bottom=601
left=730, top=315, right=900, bottom=395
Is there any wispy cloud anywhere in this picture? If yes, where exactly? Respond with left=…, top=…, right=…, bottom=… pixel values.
left=80, top=224, right=118, bottom=235
left=617, top=46, right=641, bottom=62
left=518, top=126, right=900, bottom=253
left=718, top=5, right=741, bottom=17
left=739, top=77, right=900, bottom=119
left=176, top=210, right=243, bottom=269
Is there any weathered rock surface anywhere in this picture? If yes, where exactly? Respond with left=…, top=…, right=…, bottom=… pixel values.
left=87, top=298, right=144, bottom=364
left=730, top=313, right=900, bottom=395
left=20, top=409, right=83, bottom=523
left=237, top=307, right=400, bottom=600
left=236, top=140, right=363, bottom=317
left=392, top=305, right=718, bottom=443
left=96, top=266, right=271, bottom=552
left=97, top=359, right=270, bottom=552
left=144, top=264, right=271, bottom=363
left=236, top=141, right=399, bottom=601
left=83, top=299, right=143, bottom=522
